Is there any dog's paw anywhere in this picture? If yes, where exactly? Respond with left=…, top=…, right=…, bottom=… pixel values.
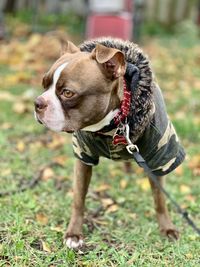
left=161, top=227, right=179, bottom=241
left=64, top=236, right=84, bottom=249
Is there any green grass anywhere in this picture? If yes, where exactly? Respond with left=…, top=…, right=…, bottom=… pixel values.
left=0, top=36, right=200, bottom=266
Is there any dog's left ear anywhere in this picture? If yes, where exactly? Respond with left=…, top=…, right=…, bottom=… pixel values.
left=60, top=41, right=79, bottom=56
left=92, top=44, right=126, bottom=79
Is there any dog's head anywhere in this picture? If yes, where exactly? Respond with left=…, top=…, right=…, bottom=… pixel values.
left=34, top=41, right=126, bottom=132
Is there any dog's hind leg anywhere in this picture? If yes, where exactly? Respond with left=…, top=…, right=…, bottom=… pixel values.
left=64, top=159, right=92, bottom=249
left=148, top=176, right=179, bottom=240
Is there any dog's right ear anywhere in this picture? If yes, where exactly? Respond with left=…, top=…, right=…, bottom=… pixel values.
left=91, top=44, right=126, bottom=79
left=60, top=41, right=79, bottom=56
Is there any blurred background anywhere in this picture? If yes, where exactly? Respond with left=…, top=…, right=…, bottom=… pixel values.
left=0, top=1, right=200, bottom=265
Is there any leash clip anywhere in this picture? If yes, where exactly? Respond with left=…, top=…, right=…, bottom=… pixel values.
left=124, top=123, right=139, bottom=154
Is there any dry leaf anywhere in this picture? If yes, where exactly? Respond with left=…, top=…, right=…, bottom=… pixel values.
left=93, top=219, right=108, bottom=225
left=174, top=165, right=183, bottom=176
left=136, top=178, right=150, bottom=191
left=36, top=213, right=49, bottom=225
left=185, top=194, right=196, bottom=202
left=120, top=179, right=128, bottom=189
left=13, top=102, right=27, bottom=114
left=0, top=92, right=15, bottom=101
left=185, top=253, right=193, bottom=259
left=1, top=122, right=13, bottom=129
left=101, top=198, right=114, bottom=208
left=129, top=213, right=137, bottom=220
left=50, top=226, right=63, bottom=232
left=2, top=168, right=12, bottom=176
left=52, top=155, right=68, bottom=166
left=41, top=240, right=51, bottom=253
left=180, top=184, right=191, bottom=194
left=42, top=168, right=55, bottom=180
left=193, top=167, right=200, bottom=176
left=106, top=204, right=119, bottom=213
left=95, top=184, right=111, bottom=192
left=16, top=141, right=25, bottom=152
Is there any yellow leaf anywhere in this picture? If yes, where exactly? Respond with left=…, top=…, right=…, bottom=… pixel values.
left=52, top=155, right=68, bottom=166
left=0, top=92, right=15, bottom=101
left=120, top=179, right=128, bottom=189
left=93, top=219, right=108, bottom=225
left=36, top=213, right=49, bottom=225
left=16, top=141, right=25, bottom=152
left=13, top=102, right=27, bottom=114
left=136, top=178, right=150, bottom=191
left=101, top=198, right=114, bottom=208
left=2, top=168, right=12, bottom=176
left=180, top=184, right=191, bottom=194
left=95, top=184, right=111, bottom=192
left=41, top=240, right=51, bottom=253
left=129, top=213, right=137, bottom=220
left=50, top=226, right=63, bottom=233
left=185, top=253, right=193, bottom=259
left=1, top=122, right=13, bottom=129
left=174, top=165, right=183, bottom=176
left=42, top=168, right=54, bottom=180
left=106, top=204, right=119, bottom=213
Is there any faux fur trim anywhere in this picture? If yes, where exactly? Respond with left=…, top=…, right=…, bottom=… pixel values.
left=79, top=37, right=154, bottom=142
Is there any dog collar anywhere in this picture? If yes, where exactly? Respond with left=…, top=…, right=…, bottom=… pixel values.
left=99, top=79, right=132, bottom=145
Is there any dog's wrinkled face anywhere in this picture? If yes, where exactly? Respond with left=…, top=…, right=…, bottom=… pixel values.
left=34, top=41, right=126, bottom=132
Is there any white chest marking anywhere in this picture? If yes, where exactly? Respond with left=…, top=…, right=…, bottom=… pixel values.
left=82, top=109, right=119, bottom=132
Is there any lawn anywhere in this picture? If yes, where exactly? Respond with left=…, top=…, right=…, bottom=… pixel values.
left=0, top=27, right=200, bottom=266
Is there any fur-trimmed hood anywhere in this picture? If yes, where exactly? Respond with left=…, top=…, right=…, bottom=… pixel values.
left=79, top=37, right=154, bottom=142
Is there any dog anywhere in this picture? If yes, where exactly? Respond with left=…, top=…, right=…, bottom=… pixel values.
left=34, top=38, right=185, bottom=249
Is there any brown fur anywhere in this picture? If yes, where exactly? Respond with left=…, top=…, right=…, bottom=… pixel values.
left=35, top=40, right=179, bottom=248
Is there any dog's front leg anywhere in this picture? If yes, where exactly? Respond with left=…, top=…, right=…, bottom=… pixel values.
left=148, top=176, right=179, bottom=240
left=64, top=159, right=92, bottom=249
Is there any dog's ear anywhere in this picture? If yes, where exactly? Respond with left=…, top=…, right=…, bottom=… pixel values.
left=92, top=44, right=126, bottom=79
left=60, top=41, right=79, bottom=55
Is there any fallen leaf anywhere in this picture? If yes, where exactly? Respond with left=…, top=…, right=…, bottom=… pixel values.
left=185, top=253, right=193, bottom=259
left=50, top=226, right=63, bottom=233
left=36, top=213, right=49, bottom=225
left=1, top=122, right=13, bottom=129
left=41, top=240, right=51, bottom=253
left=52, top=155, right=68, bottom=166
left=174, top=165, right=183, bottom=176
left=95, top=184, right=111, bottom=192
left=13, top=102, right=27, bottom=114
left=193, top=167, right=200, bottom=176
left=106, top=204, right=119, bottom=213
left=136, top=178, right=150, bottom=191
left=129, top=213, right=137, bottom=220
left=101, top=198, right=114, bottom=208
left=0, top=92, right=15, bottom=101
left=16, top=141, right=25, bottom=152
left=120, top=179, right=128, bottom=189
left=42, top=167, right=55, bottom=180
left=2, top=169, right=12, bottom=176
left=93, top=219, right=108, bottom=225
left=180, top=184, right=191, bottom=194
left=47, top=135, right=66, bottom=149
left=185, top=194, right=196, bottom=202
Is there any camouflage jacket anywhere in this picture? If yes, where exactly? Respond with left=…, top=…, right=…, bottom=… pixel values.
left=72, top=38, right=185, bottom=176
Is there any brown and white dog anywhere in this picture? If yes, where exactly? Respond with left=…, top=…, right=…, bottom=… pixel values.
left=34, top=40, right=179, bottom=249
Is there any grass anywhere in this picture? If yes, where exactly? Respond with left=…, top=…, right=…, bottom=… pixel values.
left=0, top=34, right=200, bottom=266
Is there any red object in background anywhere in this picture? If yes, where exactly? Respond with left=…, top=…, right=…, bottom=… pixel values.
left=86, top=13, right=133, bottom=40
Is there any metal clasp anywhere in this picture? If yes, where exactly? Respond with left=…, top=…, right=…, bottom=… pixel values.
left=125, top=124, right=139, bottom=154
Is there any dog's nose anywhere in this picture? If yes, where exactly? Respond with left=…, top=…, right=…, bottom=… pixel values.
left=34, top=96, right=47, bottom=112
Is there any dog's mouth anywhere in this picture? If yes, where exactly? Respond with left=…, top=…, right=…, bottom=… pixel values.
left=62, top=128, right=74, bottom=134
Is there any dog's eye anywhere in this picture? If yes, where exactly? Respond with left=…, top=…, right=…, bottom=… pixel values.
left=62, top=89, right=75, bottom=98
